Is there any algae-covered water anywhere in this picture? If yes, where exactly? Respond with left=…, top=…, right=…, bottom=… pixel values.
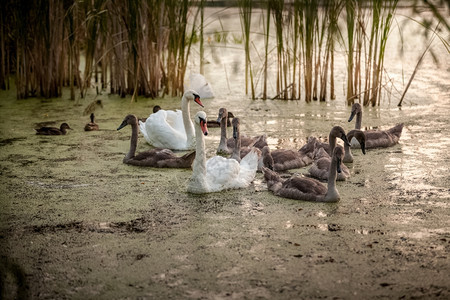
left=1, top=7, right=450, bottom=300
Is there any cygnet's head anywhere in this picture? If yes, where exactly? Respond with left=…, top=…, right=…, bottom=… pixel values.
left=348, top=103, right=362, bottom=122
left=330, top=126, right=350, bottom=146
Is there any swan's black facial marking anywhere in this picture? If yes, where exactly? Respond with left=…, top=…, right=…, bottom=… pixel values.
left=199, top=117, right=208, bottom=136
left=194, top=94, right=204, bottom=108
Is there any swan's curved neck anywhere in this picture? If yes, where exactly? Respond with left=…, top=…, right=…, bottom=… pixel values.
left=329, top=133, right=336, bottom=152
left=231, top=128, right=241, bottom=161
left=355, top=111, right=362, bottom=130
left=181, top=95, right=194, bottom=141
left=218, top=115, right=228, bottom=151
left=343, top=142, right=353, bottom=163
left=189, top=123, right=208, bottom=193
left=193, top=123, right=207, bottom=177
left=324, top=155, right=339, bottom=201
left=126, top=121, right=138, bottom=160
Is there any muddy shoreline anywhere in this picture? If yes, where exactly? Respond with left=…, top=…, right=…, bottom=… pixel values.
left=1, top=89, right=449, bottom=299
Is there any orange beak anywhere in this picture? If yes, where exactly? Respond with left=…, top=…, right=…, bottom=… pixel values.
left=200, top=119, right=208, bottom=136
left=194, top=94, right=204, bottom=108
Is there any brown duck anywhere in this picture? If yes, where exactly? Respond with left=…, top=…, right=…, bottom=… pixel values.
left=35, top=123, right=72, bottom=135
left=84, top=113, right=99, bottom=131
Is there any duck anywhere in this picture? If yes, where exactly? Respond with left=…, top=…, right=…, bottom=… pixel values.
left=83, top=99, right=103, bottom=116
left=216, top=107, right=267, bottom=155
left=84, top=113, right=99, bottom=131
left=343, top=129, right=366, bottom=163
left=139, top=90, right=204, bottom=150
left=187, top=111, right=260, bottom=194
left=262, top=136, right=318, bottom=172
left=35, top=123, right=72, bottom=135
left=262, top=146, right=344, bottom=202
left=117, top=114, right=195, bottom=168
left=308, top=126, right=352, bottom=181
left=207, top=111, right=234, bottom=128
left=348, top=103, right=404, bottom=148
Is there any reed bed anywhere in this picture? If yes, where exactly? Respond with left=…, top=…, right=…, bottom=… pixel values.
left=0, top=0, right=447, bottom=106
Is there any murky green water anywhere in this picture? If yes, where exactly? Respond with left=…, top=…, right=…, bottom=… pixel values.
left=1, top=7, right=449, bottom=299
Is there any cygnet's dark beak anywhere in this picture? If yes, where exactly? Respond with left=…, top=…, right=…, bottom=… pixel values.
left=117, top=120, right=127, bottom=131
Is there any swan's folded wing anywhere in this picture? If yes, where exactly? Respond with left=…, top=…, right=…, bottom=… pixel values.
left=235, top=148, right=259, bottom=187
left=165, top=110, right=185, bottom=133
left=206, top=156, right=240, bottom=191
left=144, top=110, right=188, bottom=149
left=308, top=158, right=330, bottom=180
left=139, top=120, right=151, bottom=143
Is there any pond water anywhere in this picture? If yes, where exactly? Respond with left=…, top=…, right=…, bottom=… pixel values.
left=0, top=6, right=449, bottom=299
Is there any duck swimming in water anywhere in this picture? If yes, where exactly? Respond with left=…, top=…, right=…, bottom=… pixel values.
left=35, top=123, right=72, bottom=135
left=84, top=113, right=99, bottom=131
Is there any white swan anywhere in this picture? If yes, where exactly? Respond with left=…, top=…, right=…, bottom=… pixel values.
left=139, top=90, right=203, bottom=150
left=186, top=73, right=215, bottom=99
left=187, top=111, right=260, bottom=194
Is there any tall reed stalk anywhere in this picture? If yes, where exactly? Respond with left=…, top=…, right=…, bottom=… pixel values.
left=237, top=0, right=255, bottom=99
left=362, top=0, right=398, bottom=106
left=301, top=0, right=318, bottom=103
left=262, top=1, right=271, bottom=99
left=271, top=0, right=287, bottom=99
left=344, top=0, right=356, bottom=105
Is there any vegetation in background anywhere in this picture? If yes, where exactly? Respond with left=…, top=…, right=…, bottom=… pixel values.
left=237, top=0, right=255, bottom=99
left=0, top=0, right=447, bottom=106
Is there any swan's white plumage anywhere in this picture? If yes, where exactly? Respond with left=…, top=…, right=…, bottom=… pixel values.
left=187, top=111, right=259, bottom=194
left=205, top=149, right=259, bottom=191
left=139, top=109, right=193, bottom=150
left=186, top=73, right=214, bottom=99
left=139, top=90, right=201, bottom=150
